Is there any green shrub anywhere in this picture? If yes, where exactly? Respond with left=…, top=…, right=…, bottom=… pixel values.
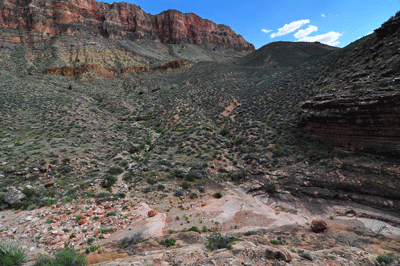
left=186, top=171, right=197, bottom=182
left=244, top=231, right=256, bottom=236
left=159, top=238, right=176, bottom=247
left=270, top=236, right=286, bottom=245
left=173, top=189, right=184, bottom=197
left=95, top=191, right=110, bottom=198
left=33, top=248, right=86, bottom=266
left=266, top=181, right=277, bottom=194
left=101, top=175, right=117, bottom=188
left=234, top=137, right=244, bottom=146
left=143, top=187, right=152, bottom=193
left=188, top=226, right=201, bottom=234
left=219, top=128, right=230, bottom=136
left=213, top=192, right=223, bottom=199
left=146, top=178, right=158, bottom=185
left=33, top=254, right=53, bottom=266
left=157, top=184, right=166, bottom=191
left=129, top=146, right=140, bottom=153
left=108, top=166, right=124, bottom=175
left=120, top=233, right=146, bottom=248
left=299, top=250, right=312, bottom=261
left=53, top=247, right=86, bottom=266
left=376, top=253, right=394, bottom=264
left=181, top=181, right=191, bottom=190
left=205, top=232, right=235, bottom=250
left=0, top=241, right=27, bottom=266
left=122, top=173, right=134, bottom=183
left=85, top=245, right=101, bottom=254
left=189, top=192, right=198, bottom=199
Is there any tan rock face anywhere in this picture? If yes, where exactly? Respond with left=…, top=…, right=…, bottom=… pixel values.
left=0, top=0, right=254, bottom=52
left=86, top=251, right=129, bottom=265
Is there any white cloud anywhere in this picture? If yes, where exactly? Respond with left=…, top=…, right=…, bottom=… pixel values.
left=261, top=29, right=272, bottom=34
left=270, top=19, right=310, bottom=38
left=294, top=25, right=318, bottom=39
left=296, top=31, right=343, bottom=46
left=321, top=13, right=325, bottom=17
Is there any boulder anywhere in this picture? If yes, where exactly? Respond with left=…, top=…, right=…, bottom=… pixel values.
left=311, top=220, right=328, bottom=233
left=148, top=209, right=157, bottom=217
left=4, top=166, right=15, bottom=173
left=4, top=187, right=26, bottom=205
left=265, top=245, right=292, bottom=262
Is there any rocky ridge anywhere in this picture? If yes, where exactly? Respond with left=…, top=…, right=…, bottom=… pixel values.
left=301, top=10, right=400, bottom=157
left=0, top=0, right=254, bottom=53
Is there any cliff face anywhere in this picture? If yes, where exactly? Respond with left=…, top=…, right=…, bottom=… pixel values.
left=300, top=11, right=400, bottom=157
left=301, top=91, right=400, bottom=156
left=0, top=0, right=254, bottom=52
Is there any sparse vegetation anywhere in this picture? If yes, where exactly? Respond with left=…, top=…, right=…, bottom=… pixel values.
left=33, top=247, right=86, bottom=266
left=205, top=232, right=235, bottom=250
left=0, top=242, right=27, bottom=266
left=159, top=238, right=176, bottom=247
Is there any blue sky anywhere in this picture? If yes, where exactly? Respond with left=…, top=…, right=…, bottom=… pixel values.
left=102, top=0, right=399, bottom=49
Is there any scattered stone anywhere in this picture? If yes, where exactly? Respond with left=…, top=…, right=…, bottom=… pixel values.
left=311, top=220, right=328, bottom=233
left=102, top=233, right=111, bottom=239
left=148, top=209, right=157, bottom=217
left=96, top=209, right=105, bottom=215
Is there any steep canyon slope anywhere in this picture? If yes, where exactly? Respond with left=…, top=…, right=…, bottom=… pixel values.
left=0, top=1, right=400, bottom=265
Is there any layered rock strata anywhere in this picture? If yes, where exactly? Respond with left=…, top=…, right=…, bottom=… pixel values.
left=301, top=91, right=400, bottom=156
left=0, top=0, right=254, bottom=52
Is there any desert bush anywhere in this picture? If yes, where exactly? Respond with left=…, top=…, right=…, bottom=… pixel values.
left=108, top=166, right=124, bottom=175
left=299, top=250, right=313, bottom=261
left=143, top=187, right=152, bottom=193
left=101, top=175, right=117, bottom=188
left=188, top=226, right=201, bottom=234
left=0, top=241, right=27, bottom=266
left=244, top=231, right=257, bottom=236
left=205, top=232, right=235, bottom=251
left=159, top=238, right=176, bottom=247
left=219, top=128, right=230, bottom=136
left=33, top=247, right=86, bottom=266
left=181, top=181, right=191, bottom=189
left=234, top=137, right=244, bottom=145
left=213, top=192, right=223, bottom=198
left=120, top=233, right=146, bottom=248
left=173, top=189, right=184, bottom=197
left=376, top=253, right=394, bottom=265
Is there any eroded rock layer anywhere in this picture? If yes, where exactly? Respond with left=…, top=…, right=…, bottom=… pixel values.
left=0, top=0, right=254, bottom=52
left=301, top=91, right=400, bottom=156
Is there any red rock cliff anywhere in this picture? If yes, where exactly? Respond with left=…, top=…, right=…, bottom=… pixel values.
left=0, top=0, right=254, bottom=52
